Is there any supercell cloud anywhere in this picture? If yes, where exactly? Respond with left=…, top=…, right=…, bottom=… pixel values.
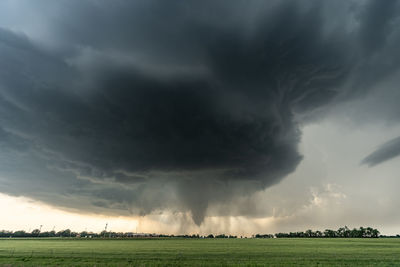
left=0, top=0, right=399, bottom=225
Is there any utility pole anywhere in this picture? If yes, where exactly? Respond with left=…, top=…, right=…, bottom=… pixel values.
left=104, top=223, right=108, bottom=238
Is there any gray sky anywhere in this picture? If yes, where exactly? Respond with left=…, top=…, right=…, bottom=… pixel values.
left=0, top=0, right=400, bottom=234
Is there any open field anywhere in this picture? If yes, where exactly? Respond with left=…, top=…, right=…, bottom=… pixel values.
left=1, top=238, right=400, bottom=266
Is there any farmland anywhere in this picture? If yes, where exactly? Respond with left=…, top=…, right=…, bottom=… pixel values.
left=1, top=238, right=400, bottom=266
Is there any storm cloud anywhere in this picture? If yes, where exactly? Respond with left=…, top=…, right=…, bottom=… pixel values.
left=362, top=136, right=400, bottom=167
left=0, top=0, right=399, bottom=225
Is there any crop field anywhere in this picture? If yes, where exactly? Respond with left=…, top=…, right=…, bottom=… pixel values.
left=0, top=238, right=400, bottom=266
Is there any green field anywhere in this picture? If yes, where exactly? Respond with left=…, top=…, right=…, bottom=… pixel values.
left=1, top=238, right=400, bottom=266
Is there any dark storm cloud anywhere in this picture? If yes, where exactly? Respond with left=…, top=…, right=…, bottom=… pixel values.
left=356, top=0, right=400, bottom=168
left=362, top=136, right=400, bottom=167
left=358, top=0, right=399, bottom=54
left=0, top=0, right=399, bottom=224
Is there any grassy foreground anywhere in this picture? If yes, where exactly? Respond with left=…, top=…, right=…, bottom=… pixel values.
left=0, top=238, right=400, bottom=266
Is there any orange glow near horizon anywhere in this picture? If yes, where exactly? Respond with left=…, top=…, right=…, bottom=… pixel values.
left=0, top=193, right=139, bottom=233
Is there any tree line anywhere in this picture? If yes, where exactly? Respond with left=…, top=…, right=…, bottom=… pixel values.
left=0, top=230, right=239, bottom=239
left=0, top=226, right=382, bottom=238
left=273, top=226, right=380, bottom=238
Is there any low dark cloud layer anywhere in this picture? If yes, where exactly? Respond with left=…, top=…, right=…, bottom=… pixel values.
left=0, top=0, right=399, bottom=224
left=362, top=136, right=400, bottom=167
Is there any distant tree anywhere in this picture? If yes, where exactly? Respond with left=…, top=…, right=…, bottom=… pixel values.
left=31, top=229, right=41, bottom=236
left=337, top=226, right=350, bottom=237
left=349, top=228, right=360, bottom=238
left=324, top=229, right=337, bottom=238
left=79, top=231, right=87, bottom=237
left=215, top=234, right=228, bottom=238
left=275, top=233, right=289, bottom=238
left=371, top=228, right=380, bottom=238
left=13, top=230, right=28, bottom=237
left=359, top=227, right=366, bottom=237
left=315, top=231, right=323, bottom=238
left=255, top=234, right=273, bottom=238
left=0, top=230, right=12, bottom=237
left=56, top=229, right=71, bottom=237
left=48, top=230, right=56, bottom=237
left=305, top=230, right=314, bottom=238
left=39, top=231, right=50, bottom=237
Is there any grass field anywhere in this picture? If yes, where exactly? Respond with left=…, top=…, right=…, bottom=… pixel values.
left=0, top=238, right=400, bottom=266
